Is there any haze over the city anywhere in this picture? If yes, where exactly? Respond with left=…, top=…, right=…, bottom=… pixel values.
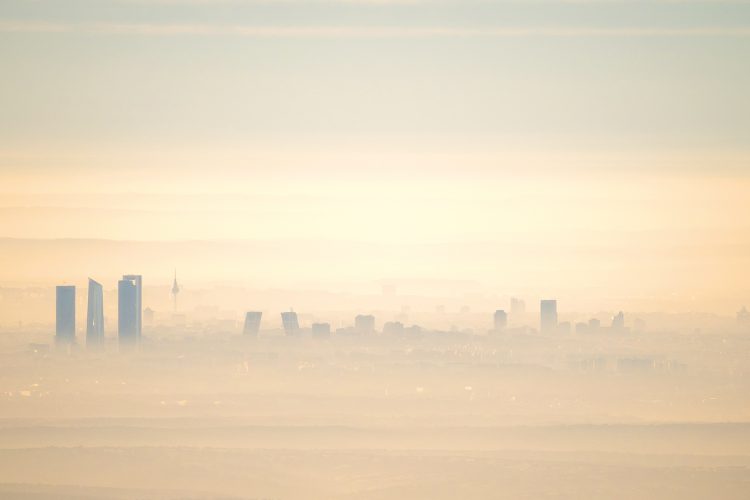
left=1, top=0, right=749, bottom=499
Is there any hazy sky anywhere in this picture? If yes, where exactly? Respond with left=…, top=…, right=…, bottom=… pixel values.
left=1, top=0, right=749, bottom=306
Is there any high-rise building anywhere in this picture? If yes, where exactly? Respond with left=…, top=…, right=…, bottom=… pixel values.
left=611, top=311, right=625, bottom=332
left=510, top=297, right=526, bottom=316
left=540, top=299, right=558, bottom=333
left=311, top=322, right=331, bottom=339
left=55, top=285, right=76, bottom=344
left=281, top=311, right=300, bottom=336
left=243, top=311, right=262, bottom=336
left=355, top=314, right=375, bottom=335
left=121, top=274, right=142, bottom=339
left=493, top=310, right=508, bottom=331
left=86, top=278, right=104, bottom=348
left=118, top=278, right=139, bottom=347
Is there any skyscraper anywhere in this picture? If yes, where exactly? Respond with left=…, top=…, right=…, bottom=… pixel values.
left=510, top=297, right=526, bottom=316
left=122, top=275, right=142, bottom=339
left=118, top=277, right=139, bottom=347
left=242, top=311, right=262, bottom=336
left=55, top=285, right=76, bottom=344
left=493, top=310, right=508, bottom=331
left=281, top=311, right=300, bottom=336
left=355, top=314, right=375, bottom=335
left=86, top=278, right=104, bottom=348
left=540, top=299, right=558, bottom=334
left=611, top=311, right=625, bottom=332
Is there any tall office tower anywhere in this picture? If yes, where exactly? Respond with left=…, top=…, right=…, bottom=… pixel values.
left=122, top=274, right=142, bottom=339
left=354, top=314, right=375, bottom=335
left=540, top=299, right=558, bottom=333
left=281, top=311, right=300, bottom=336
left=311, top=322, right=331, bottom=339
left=118, top=278, right=139, bottom=347
left=55, top=285, right=76, bottom=344
left=242, top=311, right=263, bottom=336
left=493, top=310, right=508, bottom=331
left=611, top=311, right=625, bottom=332
left=86, top=278, right=104, bottom=348
left=510, top=297, right=526, bottom=316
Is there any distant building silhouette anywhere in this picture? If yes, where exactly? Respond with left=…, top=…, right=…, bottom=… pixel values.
left=493, top=310, right=508, bottom=331
left=510, top=297, right=526, bottom=316
left=577, top=317, right=601, bottom=334
left=122, top=274, right=142, bottom=339
left=611, top=311, right=625, bottom=332
left=355, top=314, right=375, bottom=335
left=118, top=275, right=142, bottom=347
left=335, top=326, right=357, bottom=336
left=281, top=311, right=300, bottom=336
left=405, top=324, right=423, bottom=337
left=171, top=270, right=180, bottom=312
left=588, top=318, right=601, bottom=332
left=383, top=321, right=404, bottom=335
left=540, top=299, right=558, bottom=333
left=311, top=322, right=331, bottom=339
left=86, top=279, right=104, bottom=348
left=144, top=307, right=155, bottom=325
left=243, top=311, right=262, bottom=336
left=55, top=285, right=76, bottom=344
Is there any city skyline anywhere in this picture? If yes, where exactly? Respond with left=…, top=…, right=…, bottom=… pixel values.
left=1, top=1, right=749, bottom=498
left=50, top=270, right=750, bottom=343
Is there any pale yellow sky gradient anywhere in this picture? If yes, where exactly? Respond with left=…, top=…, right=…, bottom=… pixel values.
left=1, top=0, right=749, bottom=310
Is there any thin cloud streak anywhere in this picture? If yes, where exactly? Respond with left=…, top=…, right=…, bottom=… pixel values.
left=1, top=21, right=750, bottom=37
